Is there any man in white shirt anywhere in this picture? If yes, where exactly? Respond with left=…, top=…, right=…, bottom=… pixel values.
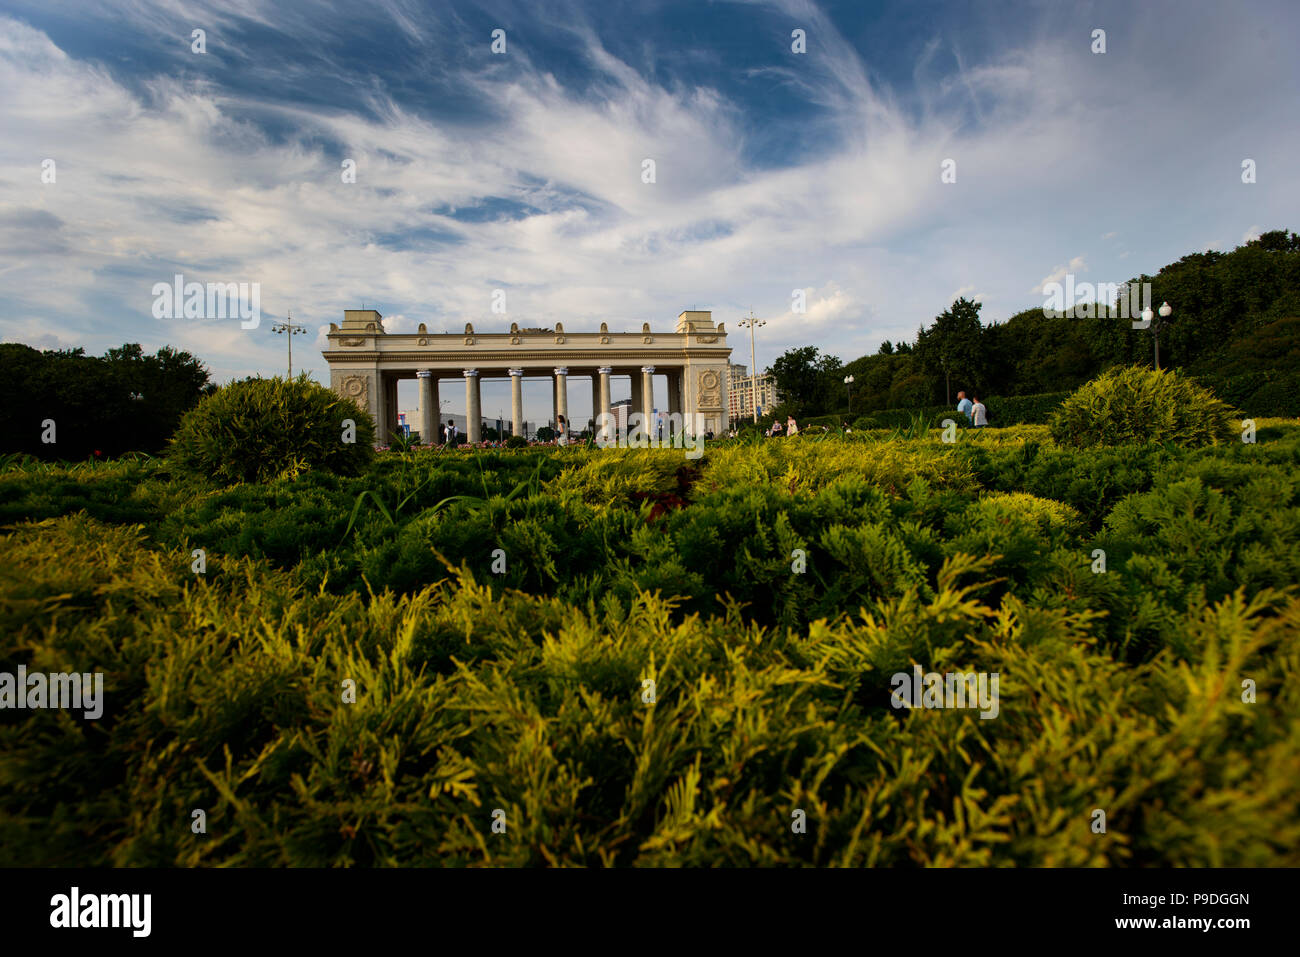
left=971, top=395, right=987, bottom=428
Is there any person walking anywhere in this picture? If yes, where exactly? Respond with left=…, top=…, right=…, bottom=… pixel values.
left=971, top=395, right=988, bottom=429
left=956, top=390, right=973, bottom=421
left=557, top=414, right=568, bottom=446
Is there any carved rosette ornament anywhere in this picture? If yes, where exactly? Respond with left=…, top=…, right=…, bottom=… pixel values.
left=340, top=375, right=369, bottom=410
left=698, top=369, right=722, bottom=408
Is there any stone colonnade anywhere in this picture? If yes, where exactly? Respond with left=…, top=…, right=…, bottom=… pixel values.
left=389, top=365, right=687, bottom=445
left=324, top=309, right=731, bottom=446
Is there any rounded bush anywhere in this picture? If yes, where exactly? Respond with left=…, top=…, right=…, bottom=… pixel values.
left=169, top=376, right=374, bottom=484
left=1049, top=366, right=1236, bottom=449
left=506, top=435, right=528, bottom=449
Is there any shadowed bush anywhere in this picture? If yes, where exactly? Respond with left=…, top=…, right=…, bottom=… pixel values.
left=169, top=375, right=373, bottom=484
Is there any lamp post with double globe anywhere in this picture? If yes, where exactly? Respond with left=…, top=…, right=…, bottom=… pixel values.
left=844, top=374, right=855, bottom=415
left=1140, top=301, right=1174, bottom=371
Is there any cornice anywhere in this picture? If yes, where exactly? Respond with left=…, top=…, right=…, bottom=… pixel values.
left=322, top=350, right=732, bottom=363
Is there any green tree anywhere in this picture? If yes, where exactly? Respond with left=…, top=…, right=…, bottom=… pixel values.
left=768, top=347, right=845, bottom=416
left=914, top=297, right=985, bottom=405
left=768, top=346, right=823, bottom=415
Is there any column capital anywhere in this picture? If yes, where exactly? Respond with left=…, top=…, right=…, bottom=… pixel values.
left=641, top=365, right=656, bottom=374
left=553, top=366, right=569, bottom=376
left=598, top=366, right=613, bottom=375
left=416, top=369, right=434, bottom=378
left=509, top=368, right=524, bottom=377
left=463, top=369, right=479, bottom=378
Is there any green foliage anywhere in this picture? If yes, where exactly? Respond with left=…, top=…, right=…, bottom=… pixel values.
left=1188, top=316, right=1300, bottom=416
left=169, top=375, right=374, bottom=484
left=767, top=346, right=844, bottom=417
left=5, top=417, right=1300, bottom=867
left=506, top=435, right=528, bottom=449
left=982, top=391, right=1071, bottom=426
left=805, top=231, right=1300, bottom=415
left=914, top=296, right=986, bottom=403
left=0, top=342, right=212, bottom=459
left=3, top=517, right=1297, bottom=866
left=1049, top=366, right=1237, bottom=449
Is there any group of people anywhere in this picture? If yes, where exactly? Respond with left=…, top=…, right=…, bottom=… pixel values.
left=765, top=416, right=799, bottom=438
left=436, top=398, right=988, bottom=447
left=955, top=391, right=988, bottom=427
left=437, top=415, right=571, bottom=447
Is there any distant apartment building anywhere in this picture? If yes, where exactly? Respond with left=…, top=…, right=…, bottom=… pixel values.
left=727, top=364, right=779, bottom=420
left=610, top=398, right=632, bottom=435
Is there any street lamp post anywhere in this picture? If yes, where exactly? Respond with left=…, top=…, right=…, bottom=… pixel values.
left=738, top=308, right=766, bottom=423
left=1140, top=301, right=1174, bottom=370
left=844, top=374, right=855, bottom=415
left=270, top=312, right=308, bottom=378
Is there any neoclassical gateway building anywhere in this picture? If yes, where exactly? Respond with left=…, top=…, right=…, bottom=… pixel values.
left=322, top=309, right=733, bottom=443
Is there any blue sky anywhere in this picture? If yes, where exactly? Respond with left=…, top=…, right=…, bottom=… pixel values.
left=2, top=0, right=1297, bottom=423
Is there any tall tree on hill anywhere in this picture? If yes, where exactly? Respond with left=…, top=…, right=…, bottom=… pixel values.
left=768, top=346, right=820, bottom=415
left=914, top=297, right=985, bottom=404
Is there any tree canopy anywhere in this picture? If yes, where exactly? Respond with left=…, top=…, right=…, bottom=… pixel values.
left=766, top=229, right=1300, bottom=418
left=0, top=343, right=213, bottom=459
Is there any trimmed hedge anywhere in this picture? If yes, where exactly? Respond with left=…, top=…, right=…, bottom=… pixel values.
left=849, top=392, right=1070, bottom=431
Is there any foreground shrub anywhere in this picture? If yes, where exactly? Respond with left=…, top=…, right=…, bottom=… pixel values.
left=1049, top=366, right=1236, bottom=448
left=3, top=517, right=1298, bottom=867
left=169, top=375, right=373, bottom=484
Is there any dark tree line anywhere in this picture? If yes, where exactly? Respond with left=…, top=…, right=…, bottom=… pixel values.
left=768, top=229, right=1300, bottom=418
left=0, top=343, right=214, bottom=459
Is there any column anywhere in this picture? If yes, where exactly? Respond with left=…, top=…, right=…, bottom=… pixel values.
left=641, top=366, right=655, bottom=440
left=417, top=370, right=435, bottom=445
left=590, top=374, right=600, bottom=436
left=386, top=374, right=399, bottom=443
left=464, top=369, right=481, bottom=443
left=431, top=376, right=440, bottom=443
left=553, top=367, right=569, bottom=442
left=666, top=368, right=681, bottom=441
left=371, top=370, right=386, bottom=447
left=509, top=368, right=524, bottom=438
left=598, top=366, right=612, bottom=442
